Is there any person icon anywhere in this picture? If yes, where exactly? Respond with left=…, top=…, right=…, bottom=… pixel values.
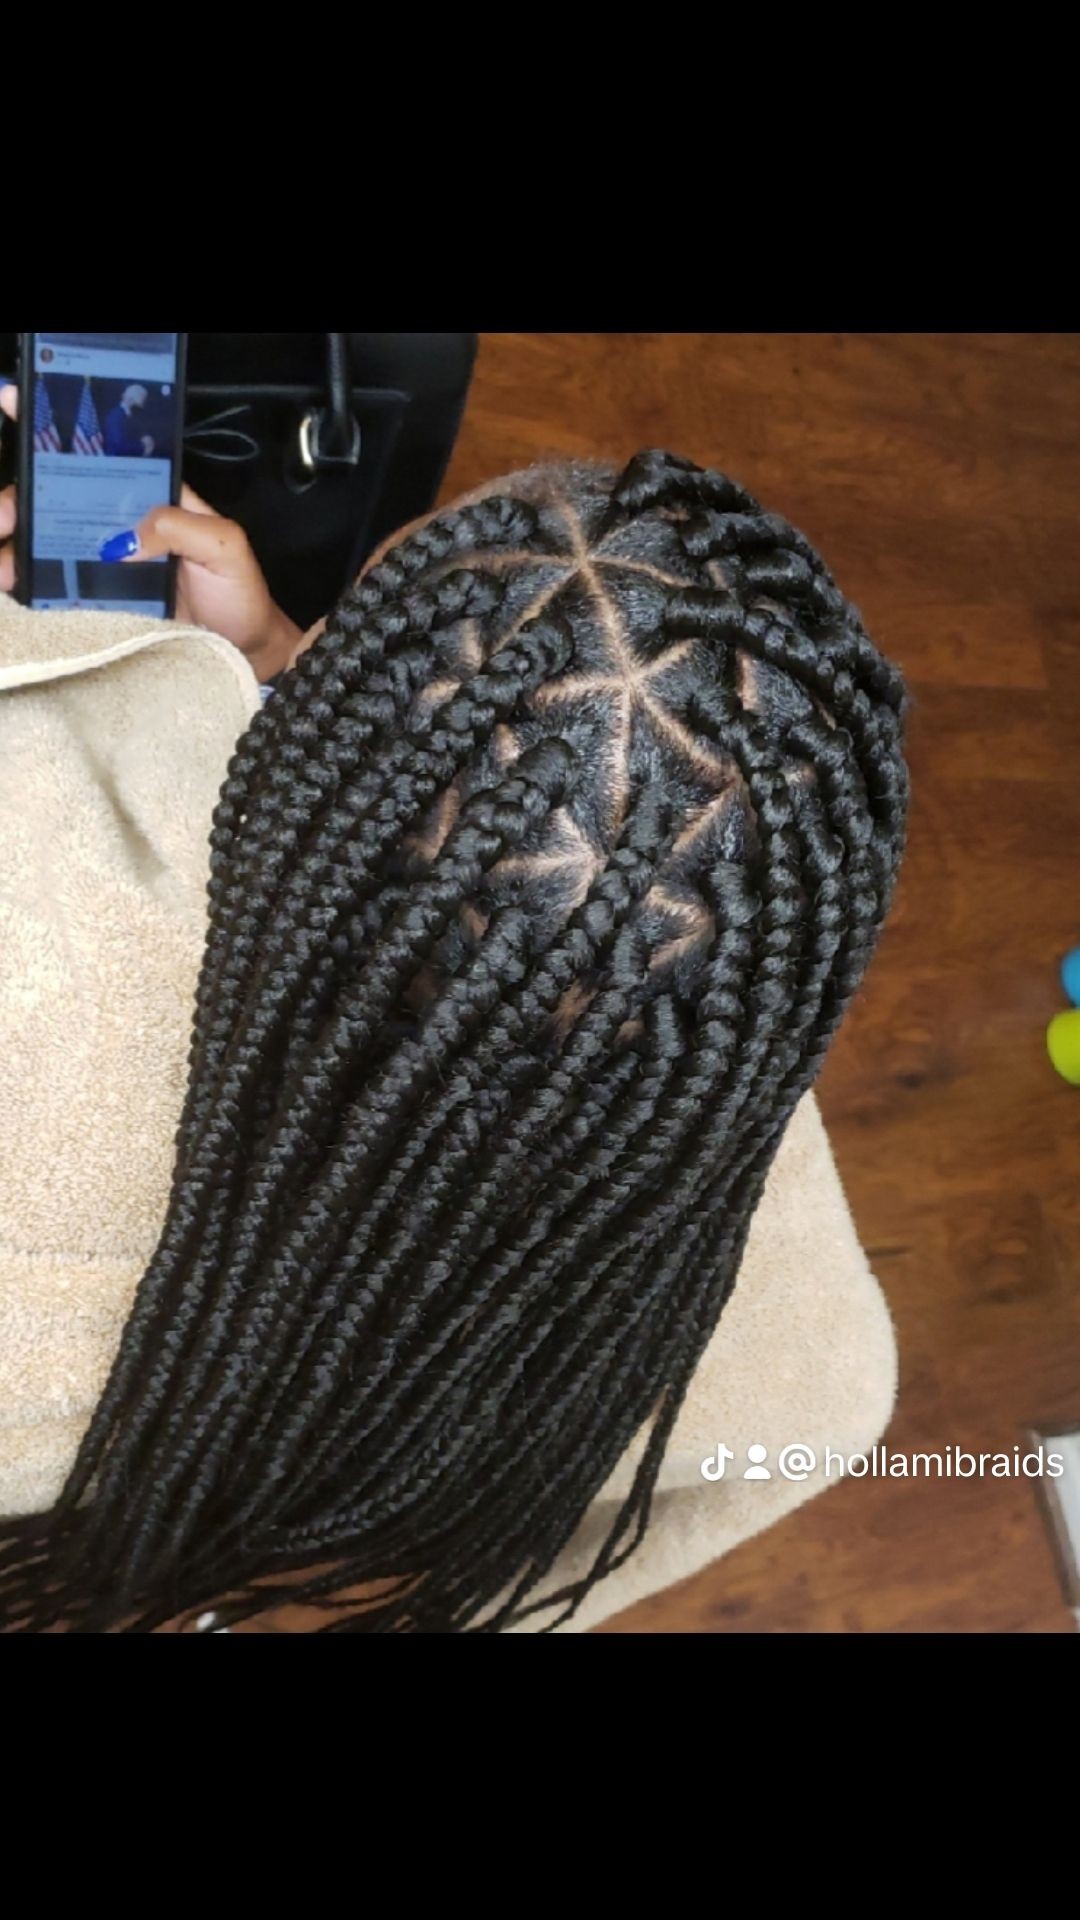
left=743, top=1444, right=772, bottom=1480
left=104, top=385, right=155, bottom=458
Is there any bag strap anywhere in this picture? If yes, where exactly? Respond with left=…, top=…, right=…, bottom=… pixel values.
left=298, top=332, right=362, bottom=472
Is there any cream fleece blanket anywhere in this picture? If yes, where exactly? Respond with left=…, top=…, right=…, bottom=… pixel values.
left=0, top=594, right=897, bottom=1629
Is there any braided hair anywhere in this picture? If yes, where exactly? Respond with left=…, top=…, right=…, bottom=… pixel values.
left=0, top=449, right=907, bottom=1633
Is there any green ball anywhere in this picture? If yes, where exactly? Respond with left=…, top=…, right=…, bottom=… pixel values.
left=1047, top=1009, right=1080, bottom=1085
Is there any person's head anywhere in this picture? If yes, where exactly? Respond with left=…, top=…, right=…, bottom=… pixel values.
left=0, top=449, right=907, bottom=1633
left=121, top=385, right=148, bottom=413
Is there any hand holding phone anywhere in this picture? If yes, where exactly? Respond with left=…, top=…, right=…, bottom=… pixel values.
left=16, top=333, right=188, bottom=618
left=1, top=369, right=303, bottom=680
left=107, top=490, right=304, bottom=673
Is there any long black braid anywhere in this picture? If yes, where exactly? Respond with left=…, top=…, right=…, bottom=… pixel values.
left=0, top=450, right=907, bottom=1632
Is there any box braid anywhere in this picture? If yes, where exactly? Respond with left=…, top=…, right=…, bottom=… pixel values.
left=0, top=449, right=907, bottom=1633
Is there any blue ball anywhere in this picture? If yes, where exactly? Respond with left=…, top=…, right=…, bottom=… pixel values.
left=1062, top=947, right=1080, bottom=1007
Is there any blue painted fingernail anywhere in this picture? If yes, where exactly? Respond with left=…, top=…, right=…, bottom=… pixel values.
left=100, top=530, right=140, bottom=562
left=0, top=376, right=13, bottom=391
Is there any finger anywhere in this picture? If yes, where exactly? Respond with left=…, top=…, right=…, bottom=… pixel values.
left=0, top=545, right=14, bottom=594
left=0, top=485, right=15, bottom=543
left=0, top=382, right=17, bottom=423
left=103, top=504, right=253, bottom=575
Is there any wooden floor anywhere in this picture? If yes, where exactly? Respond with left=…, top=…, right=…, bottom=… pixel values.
left=443, top=333, right=1080, bottom=1633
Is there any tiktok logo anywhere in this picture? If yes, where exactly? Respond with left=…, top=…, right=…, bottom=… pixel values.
left=700, top=1443, right=736, bottom=1481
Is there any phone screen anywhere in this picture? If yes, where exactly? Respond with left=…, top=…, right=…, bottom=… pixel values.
left=23, top=332, right=184, bottom=616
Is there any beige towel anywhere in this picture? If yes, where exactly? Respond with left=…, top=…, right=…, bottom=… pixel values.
left=0, top=593, right=897, bottom=1626
left=0, top=596, right=260, bottom=1516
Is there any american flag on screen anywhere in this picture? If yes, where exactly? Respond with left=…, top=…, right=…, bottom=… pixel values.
left=72, top=380, right=104, bottom=455
left=33, top=377, right=63, bottom=453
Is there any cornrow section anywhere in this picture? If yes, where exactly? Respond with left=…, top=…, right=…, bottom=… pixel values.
left=0, top=450, right=907, bottom=1634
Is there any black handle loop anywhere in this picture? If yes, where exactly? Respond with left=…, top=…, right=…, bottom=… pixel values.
left=298, top=333, right=362, bottom=472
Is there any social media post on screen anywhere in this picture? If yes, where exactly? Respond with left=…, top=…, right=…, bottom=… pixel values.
left=34, top=333, right=180, bottom=385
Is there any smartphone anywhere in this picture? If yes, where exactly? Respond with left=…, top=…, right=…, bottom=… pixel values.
left=16, top=332, right=187, bottom=617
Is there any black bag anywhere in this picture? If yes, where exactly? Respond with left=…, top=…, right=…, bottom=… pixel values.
left=0, top=332, right=478, bottom=632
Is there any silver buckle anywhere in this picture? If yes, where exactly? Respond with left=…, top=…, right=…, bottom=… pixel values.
left=298, top=408, right=362, bottom=473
